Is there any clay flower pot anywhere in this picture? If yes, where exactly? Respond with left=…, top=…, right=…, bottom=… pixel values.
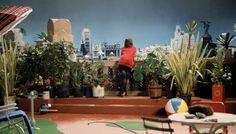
left=92, top=85, right=104, bottom=98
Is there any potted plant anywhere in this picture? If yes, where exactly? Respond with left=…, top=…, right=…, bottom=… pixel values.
left=207, top=48, right=232, bottom=101
left=133, top=47, right=170, bottom=98
left=0, top=41, right=17, bottom=104
left=90, top=61, right=112, bottom=98
left=16, top=46, right=45, bottom=93
left=79, top=61, right=94, bottom=97
left=217, top=32, right=235, bottom=59
left=40, top=41, right=74, bottom=98
left=164, top=21, right=211, bottom=105
left=69, top=60, right=83, bottom=97
left=91, top=77, right=105, bottom=98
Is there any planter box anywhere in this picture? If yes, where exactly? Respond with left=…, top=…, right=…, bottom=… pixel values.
left=212, top=85, right=224, bottom=102
left=17, top=98, right=54, bottom=112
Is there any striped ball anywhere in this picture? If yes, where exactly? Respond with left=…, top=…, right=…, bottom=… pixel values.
left=165, top=98, right=188, bottom=115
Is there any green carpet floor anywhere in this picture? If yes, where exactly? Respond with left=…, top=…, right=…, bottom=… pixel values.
left=34, top=119, right=63, bottom=134
left=0, top=118, right=63, bottom=134
left=106, top=121, right=157, bottom=131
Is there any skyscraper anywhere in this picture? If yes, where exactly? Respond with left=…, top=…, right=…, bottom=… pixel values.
left=170, top=25, right=195, bottom=50
left=80, top=27, right=91, bottom=56
left=92, top=42, right=121, bottom=60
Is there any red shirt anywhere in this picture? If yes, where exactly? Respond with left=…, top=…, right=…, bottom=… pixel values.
left=118, top=46, right=136, bottom=68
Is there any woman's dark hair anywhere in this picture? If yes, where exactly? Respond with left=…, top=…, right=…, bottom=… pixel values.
left=124, top=38, right=133, bottom=48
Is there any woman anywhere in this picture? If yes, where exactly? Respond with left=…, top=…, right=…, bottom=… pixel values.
left=117, top=38, right=136, bottom=96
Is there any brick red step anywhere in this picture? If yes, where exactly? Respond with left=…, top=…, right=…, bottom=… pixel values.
left=51, top=103, right=164, bottom=115
left=53, top=97, right=168, bottom=105
left=16, top=97, right=207, bottom=115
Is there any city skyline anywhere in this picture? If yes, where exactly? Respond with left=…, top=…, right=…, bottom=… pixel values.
left=0, top=0, right=236, bottom=48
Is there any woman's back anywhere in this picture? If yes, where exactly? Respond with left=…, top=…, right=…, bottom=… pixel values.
left=118, top=46, right=136, bottom=68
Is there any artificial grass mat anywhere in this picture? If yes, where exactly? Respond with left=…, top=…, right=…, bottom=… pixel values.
left=106, top=121, right=158, bottom=131
left=34, top=119, right=63, bottom=134
left=0, top=118, right=63, bottom=134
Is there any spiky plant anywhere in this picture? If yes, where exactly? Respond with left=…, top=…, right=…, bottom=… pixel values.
left=0, top=41, right=17, bottom=97
left=217, top=32, right=235, bottom=49
left=165, top=21, right=211, bottom=96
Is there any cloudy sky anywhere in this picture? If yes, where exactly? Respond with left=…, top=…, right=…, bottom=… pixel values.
left=1, top=0, right=236, bottom=48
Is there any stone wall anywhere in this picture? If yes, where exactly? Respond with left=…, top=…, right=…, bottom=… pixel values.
left=47, top=18, right=74, bottom=43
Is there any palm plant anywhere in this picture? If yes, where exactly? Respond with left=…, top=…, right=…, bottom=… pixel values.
left=217, top=32, right=235, bottom=49
left=165, top=21, right=211, bottom=97
left=37, top=32, right=49, bottom=43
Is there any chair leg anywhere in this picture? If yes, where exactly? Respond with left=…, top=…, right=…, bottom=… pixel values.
left=224, top=126, right=228, bottom=134
left=168, top=123, right=173, bottom=134
left=145, top=128, right=148, bottom=134
left=189, top=126, right=192, bottom=134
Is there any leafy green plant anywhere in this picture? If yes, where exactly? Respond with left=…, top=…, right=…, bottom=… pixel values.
left=69, top=60, right=83, bottom=88
left=133, top=64, right=143, bottom=82
left=80, top=61, right=112, bottom=90
left=90, top=62, right=107, bottom=86
left=40, top=41, right=74, bottom=84
left=207, top=48, right=231, bottom=85
left=133, top=48, right=170, bottom=87
left=17, top=39, right=75, bottom=87
left=17, top=46, right=44, bottom=85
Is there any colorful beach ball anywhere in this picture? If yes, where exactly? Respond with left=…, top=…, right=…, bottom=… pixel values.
left=165, top=98, right=188, bottom=115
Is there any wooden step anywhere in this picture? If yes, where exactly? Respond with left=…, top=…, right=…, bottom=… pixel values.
left=53, top=97, right=168, bottom=105
left=51, top=103, right=164, bottom=115
left=224, top=98, right=236, bottom=114
left=16, top=97, right=209, bottom=115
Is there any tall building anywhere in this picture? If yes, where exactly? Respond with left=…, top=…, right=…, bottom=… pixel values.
left=80, top=27, right=91, bottom=56
left=93, top=42, right=121, bottom=60
left=170, top=25, right=195, bottom=50
left=3, top=28, right=26, bottom=52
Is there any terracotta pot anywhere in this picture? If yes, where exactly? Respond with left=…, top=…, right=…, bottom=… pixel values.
left=212, top=85, right=224, bottom=102
left=148, top=85, right=162, bottom=99
left=92, top=85, right=104, bottom=98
